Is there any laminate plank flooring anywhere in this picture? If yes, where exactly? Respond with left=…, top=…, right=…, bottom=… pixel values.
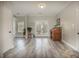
left=3, top=37, right=79, bottom=58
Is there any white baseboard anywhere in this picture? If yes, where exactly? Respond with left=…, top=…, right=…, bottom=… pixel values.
left=62, top=40, right=79, bottom=52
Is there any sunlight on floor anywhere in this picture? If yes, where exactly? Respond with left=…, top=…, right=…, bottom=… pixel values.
left=16, top=39, right=25, bottom=49
left=35, top=38, right=42, bottom=49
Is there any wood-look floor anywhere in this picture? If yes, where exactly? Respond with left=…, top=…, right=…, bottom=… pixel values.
left=3, top=37, right=79, bottom=58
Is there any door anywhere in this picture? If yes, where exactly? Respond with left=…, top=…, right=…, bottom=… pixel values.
left=35, top=21, right=49, bottom=37
left=76, top=6, right=79, bottom=51
left=2, top=7, right=14, bottom=53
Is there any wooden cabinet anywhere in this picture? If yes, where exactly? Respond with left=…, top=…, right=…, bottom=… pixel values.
left=50, top=27, right=62, bottom=41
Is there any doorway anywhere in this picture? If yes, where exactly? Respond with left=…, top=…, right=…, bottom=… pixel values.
left=35, top=21, right=49, bottom=37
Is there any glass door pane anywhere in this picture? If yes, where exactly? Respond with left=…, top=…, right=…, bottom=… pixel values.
left=35, top=21, right=48, bottom=36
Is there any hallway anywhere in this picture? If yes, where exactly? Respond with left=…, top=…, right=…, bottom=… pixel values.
left=1, top=1, right=79, bottom=58
left=4, top=38, right=79, bottom=58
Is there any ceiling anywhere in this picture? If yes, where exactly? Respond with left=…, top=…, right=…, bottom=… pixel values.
left=5, top=1, right=71, bottom=16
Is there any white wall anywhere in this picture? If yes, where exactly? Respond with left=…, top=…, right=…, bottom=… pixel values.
left=1, top=2, right=14, bottom=54
left=56, top=2, right=79, bottom=52
left=25, top=16, right=27, bottom=38
left=27, top=15, right=56, bottom=36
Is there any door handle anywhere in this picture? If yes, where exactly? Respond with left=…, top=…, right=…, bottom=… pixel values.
left=9, top=31, right=11, bottom=33
left=77, top=33, right=79, bottom=35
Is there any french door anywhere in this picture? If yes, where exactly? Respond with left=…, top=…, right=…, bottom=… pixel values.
left=35, top=21, right=49, bottom=37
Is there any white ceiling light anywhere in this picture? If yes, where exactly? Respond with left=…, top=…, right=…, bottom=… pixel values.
left=38, top=3, right=46, bottom=9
